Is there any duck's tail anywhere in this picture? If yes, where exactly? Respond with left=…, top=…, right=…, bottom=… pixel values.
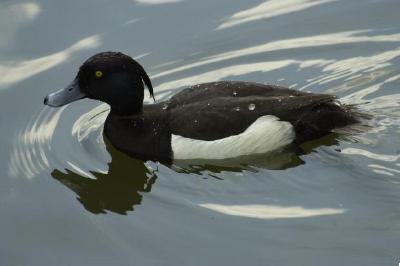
left=330, top=103, right=372, bottom=140
left=294, top=101, right=372, bottom=143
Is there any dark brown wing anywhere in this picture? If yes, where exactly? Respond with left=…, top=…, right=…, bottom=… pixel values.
left=167, top=81, right=307, bottom=108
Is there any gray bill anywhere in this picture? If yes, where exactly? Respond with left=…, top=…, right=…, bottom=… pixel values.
left=44, top=78, right=86, bottom=107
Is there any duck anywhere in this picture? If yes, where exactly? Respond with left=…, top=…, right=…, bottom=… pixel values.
left=44, top=51, right=367, bottom=164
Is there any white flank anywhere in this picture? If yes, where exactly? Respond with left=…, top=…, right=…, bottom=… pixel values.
left=172, top=115, right=295, bottom=160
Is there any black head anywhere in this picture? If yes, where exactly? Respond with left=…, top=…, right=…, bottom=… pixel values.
left=44, top=52, right=154, bottom=115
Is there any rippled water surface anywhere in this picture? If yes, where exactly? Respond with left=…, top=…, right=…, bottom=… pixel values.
left=1, top=0, right=400, bottom=265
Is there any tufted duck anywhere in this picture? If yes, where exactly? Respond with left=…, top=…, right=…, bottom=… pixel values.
left=44, top=52, right=368, bottom=163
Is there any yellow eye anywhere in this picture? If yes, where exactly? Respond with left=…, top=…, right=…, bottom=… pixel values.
left=95, top=70, right=103, bottom=78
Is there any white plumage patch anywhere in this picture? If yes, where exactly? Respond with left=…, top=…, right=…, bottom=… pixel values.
left=171, top=115, right=295, bottom=160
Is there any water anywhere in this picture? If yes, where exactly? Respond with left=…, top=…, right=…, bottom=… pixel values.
left=1, top=0, right=400, bottom=265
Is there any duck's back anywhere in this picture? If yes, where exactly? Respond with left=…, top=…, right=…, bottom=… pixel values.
left=167, top=81, right=304, bottom=107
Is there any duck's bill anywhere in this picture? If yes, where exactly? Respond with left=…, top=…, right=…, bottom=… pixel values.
left=44, top=78, right=86, bottom=107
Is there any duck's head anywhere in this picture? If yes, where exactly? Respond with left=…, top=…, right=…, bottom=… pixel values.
left=44, top=51, right=154, bottom=115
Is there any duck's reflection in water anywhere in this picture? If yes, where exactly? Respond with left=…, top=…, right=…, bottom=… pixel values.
left=51, top=142, right=157, bottom=215
left=51, top=133, right=340, bottom=214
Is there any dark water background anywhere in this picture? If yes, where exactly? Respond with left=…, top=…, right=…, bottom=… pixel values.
left=1, top=0, right=400, bottom=265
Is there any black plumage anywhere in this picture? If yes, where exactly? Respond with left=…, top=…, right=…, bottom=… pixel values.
left=44, top=52, right=368, bottom=163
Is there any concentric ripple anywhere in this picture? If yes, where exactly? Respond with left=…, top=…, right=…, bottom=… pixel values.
left=8, top=104, right=111, bottom=179
left=8, top=106, right=66, bottom=179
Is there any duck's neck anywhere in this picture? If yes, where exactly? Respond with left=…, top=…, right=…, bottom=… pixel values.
left=109, top=99, right=143, bottom=116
